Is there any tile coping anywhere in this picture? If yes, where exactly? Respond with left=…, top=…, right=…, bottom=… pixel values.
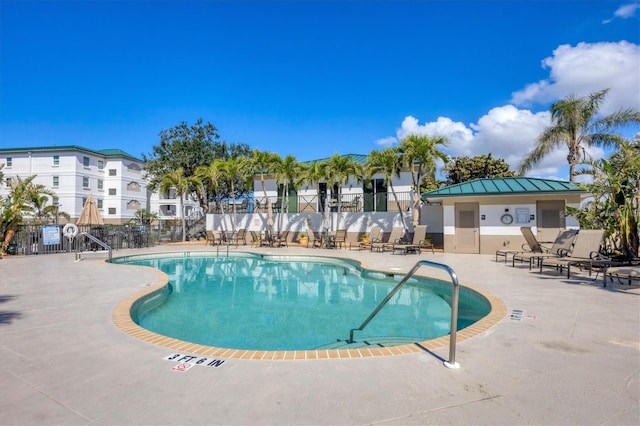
left=111, top=251, right=508, bottom=360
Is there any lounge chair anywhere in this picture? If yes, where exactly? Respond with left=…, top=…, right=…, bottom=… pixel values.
left=512, top=229, right=578, bottom=269
left=250, top=231, right=269, bottom=247
left=378, top=227, right=405, bottom=253
left=349, top=226, right=381, bottom=250
left=603, top=265, right=640, bottom=287
left=391, top=225, right=427, bottom=255
left=537, top=229, right=606, bottom=278
left=496, top=226, right=544, bottom=263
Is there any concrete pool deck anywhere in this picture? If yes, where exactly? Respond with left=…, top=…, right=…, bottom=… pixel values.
left=1, top=245, right=638, bottom=425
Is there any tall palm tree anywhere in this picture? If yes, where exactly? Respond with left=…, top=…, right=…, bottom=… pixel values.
left=518, top=88, right=640, bottom=181
left=159, top=168, right=199, bottom=241
left=272, top=155, right=303, bottom=231
left=195, top=159, right=226, bottom=213
left=323, top=154, right=364, bottom=214
left=400, top=134, right=449, bottom=227
left=217, top=156, right=253, bottom=230
left=249, top=149, right=280, bottom=230
left=366, top=147, right=409, bottom=232
left=300, top=160, right=326, bottom=212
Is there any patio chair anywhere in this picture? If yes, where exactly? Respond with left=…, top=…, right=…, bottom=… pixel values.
left=537, top=229, right=606, bottom=278
left=205, top=230, right=218, bottom=246
left=391, top=225, right=427, bottom=255
left=333, top=229, right=347, bottom=249
left=307, top=230, right=322, bottom=248
left=512, top=229, right=578, bottom=269
left=496, top=226, right=544, bottom=263
left=250, top=231, right=269, bottom=247
left=226, top=229, right=248, bottom=246
left=349, top=226, right=381, bottom=250
left=271, top=230, right=289, bottom=247
left=377, top=227, right=405, bottom=253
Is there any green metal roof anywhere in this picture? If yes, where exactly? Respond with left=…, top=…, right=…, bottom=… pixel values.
left=422, top=177, right=587, bottom=199
left=0, top=145, right=142, bottom=161
left=302, top=153, right=368, bottom=165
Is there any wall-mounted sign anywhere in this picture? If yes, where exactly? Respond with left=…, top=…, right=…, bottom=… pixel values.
left=515, top=208, right=530, bottom=224
left=42, top=225, right=61, bottom=246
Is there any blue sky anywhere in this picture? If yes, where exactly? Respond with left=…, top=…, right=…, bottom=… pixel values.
left=1, top=0, right=639, bottom=181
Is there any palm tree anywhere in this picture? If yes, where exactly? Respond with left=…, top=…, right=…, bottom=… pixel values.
left=0, top=175, right=55, bottom=253
left=249, top=149, right=280, bottom=230
left=159, top=168, right=199, bottom=241
left=30, top=194, right=60, bottom=224
left=195, top=159, right=226, bottom=213
left=300, top=160, right=325, bottom=212
left=518, top=88, right=640, bottom=181
left=272, top=155, right=303, bottom=231
left=323, top=154, right=364, bottom=214
left=400, top=134, right=449, bottom=227
left=367, top=147, right=409, bottom=233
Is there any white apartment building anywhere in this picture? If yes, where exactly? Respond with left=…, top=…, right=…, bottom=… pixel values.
left=0, top=146, right=148, bottom=224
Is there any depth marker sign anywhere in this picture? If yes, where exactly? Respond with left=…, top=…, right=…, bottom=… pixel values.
left=164, top=353, right=227, bottom=372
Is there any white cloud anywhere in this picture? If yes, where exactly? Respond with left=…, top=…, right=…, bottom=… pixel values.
left=375, top=136, right=397, bottom=147
left=603, top=2, right=640, bottom=23
left=511, top=41, right=640, bottom=113
left=386, top=41, right=639, bottom=181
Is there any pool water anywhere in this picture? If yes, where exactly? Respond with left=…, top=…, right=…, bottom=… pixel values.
left=116, top=253, right=491, bottom=351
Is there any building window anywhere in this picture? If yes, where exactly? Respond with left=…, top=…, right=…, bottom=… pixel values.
left=97, top=199, right=103, bottom=209
left=109, top=169, right=117, bottom=176
left=83, top=177, right=90, bottom=188
left=108, top=207, right=116, bottom=215
left=98, top=160, right=104, bottom=170
left=53, top=155, right=60, bottom=166
left=127, top=181, right=141, bottom=192
left=127, top=163, right=142, bottom=172
left=53, top=176, right=59, bottom=187
left=127, top=200, right=141, bottom=210
left=6, top=157, right=12, bottom=167
left=52, top=196, right=59, bottom=206
left=83, top=156, right=90, bottom=168
left=108, top=188, right=116, bottom=195
left=97, top=179, right=103, bottom=190
left=82, top=197, right=87, bottom=206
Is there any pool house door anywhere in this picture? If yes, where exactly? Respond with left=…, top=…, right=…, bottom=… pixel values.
left=454, top=202, right=479, bottom=253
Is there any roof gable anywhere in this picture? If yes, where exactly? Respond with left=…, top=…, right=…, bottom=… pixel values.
left=422, top=177, right=587, bottom=198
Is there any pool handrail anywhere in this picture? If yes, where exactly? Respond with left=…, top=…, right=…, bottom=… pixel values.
left=348, top=259, right=461, bottom=369
left=75, top=232, right=112, bottom=261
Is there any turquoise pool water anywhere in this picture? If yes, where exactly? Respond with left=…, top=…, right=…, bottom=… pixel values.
left=114, top=253, right=491, bottom=351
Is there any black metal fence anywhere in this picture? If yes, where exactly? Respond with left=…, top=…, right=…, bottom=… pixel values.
left=6, top=224, right=160, bottom=256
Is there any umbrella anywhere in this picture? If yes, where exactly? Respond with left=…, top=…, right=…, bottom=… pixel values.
left=76, top=194, right=104, bottom=226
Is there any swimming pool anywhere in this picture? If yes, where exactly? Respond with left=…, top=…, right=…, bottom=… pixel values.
left=113, top=252, right=492, bottom=352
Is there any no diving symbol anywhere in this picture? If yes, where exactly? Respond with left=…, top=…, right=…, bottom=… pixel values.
left=171, top=362, right=194, bottom=373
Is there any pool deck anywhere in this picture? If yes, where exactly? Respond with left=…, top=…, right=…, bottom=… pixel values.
left=1, top=244, right=638, bottom=425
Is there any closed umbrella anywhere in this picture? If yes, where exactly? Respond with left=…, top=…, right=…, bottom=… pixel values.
left=76, top=194, right=104, bottom=226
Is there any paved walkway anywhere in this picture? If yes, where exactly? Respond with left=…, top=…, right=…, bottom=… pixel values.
left=1, top=245, right=638, bottom=425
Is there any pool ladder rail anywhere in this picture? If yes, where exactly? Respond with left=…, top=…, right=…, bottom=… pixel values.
left=74, top=232, right=112, bottom=262
left=348, top=259, right=461, bottom=369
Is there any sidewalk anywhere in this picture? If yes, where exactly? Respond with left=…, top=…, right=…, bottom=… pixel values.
left=1, top=245, right=638, bottom=425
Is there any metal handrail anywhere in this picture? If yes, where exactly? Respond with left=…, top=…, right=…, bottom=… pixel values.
left=348, top=259, right=461, bottom=369
left=75, top=232, right=112, bottom=261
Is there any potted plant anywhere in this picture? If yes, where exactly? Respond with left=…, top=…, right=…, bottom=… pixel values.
left=360, top=233, right=369, bottom=244
left=298, top=232, right=308, bottom=246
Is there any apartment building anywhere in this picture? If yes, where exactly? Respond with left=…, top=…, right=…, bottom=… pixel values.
left=0, top=146, right=148, bottom=224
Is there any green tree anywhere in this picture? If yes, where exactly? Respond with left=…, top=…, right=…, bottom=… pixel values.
left=249, top=149, right=280, bottom=220
left=0, top=175, right=55, bottom=253
left=300, top=160, right=326, bottom=211
left=366, top=147, right=409, bottom=232
left=323, top=154, right=364, bottom=214
left=195, top=159, right=226, bottom=213
left=567, top=139, right=640, bottom=259
left=444, top=154, right=516, bottom=184
left=399, top=134, right=449, bottom=227
left=272, top=155, right=304, bottom=231
left=158, top=168, right=200, bottom=241
left=144, top=118, right=251, bottom=209
left=518, top=89, right=640, bottom=181
left=133, top=209, right=159, bottom=226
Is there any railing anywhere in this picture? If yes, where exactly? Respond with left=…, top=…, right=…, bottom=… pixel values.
left=75, top=232, right=112, bottom=261
left=348, top=259, right=461, bottom=369
left=251, top=191, right=413, bottom=214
